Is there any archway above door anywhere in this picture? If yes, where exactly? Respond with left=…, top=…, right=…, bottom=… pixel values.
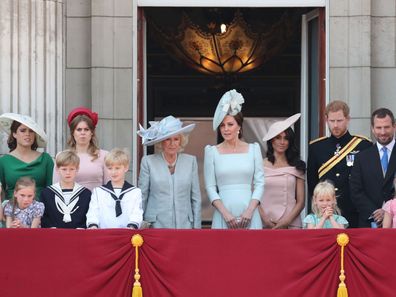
left=146, top=8, right=297, bottom=76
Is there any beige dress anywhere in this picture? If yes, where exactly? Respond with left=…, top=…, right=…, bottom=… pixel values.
left=260, top=166, right=304, bottom=228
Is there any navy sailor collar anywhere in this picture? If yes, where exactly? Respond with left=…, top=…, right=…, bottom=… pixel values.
left=100, top=181, right=136, bottom=196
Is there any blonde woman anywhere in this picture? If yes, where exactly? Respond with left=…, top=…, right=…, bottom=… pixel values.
left=137, top=116, right=201, bottom=229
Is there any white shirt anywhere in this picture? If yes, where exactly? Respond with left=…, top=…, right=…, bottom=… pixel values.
left=86, top=185, right=143, bottom=228
left=376, top=138, right=395, bottom=162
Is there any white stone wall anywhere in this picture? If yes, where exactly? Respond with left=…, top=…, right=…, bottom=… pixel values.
left=0, top=0, right=64, bottom=156
left=3, top=0, right=396, bottom=161
left=329, top=0, right=396, bottom=139
left=371, top=1, right=396, bottom=111
left=66, top=0, right=134, bottom=179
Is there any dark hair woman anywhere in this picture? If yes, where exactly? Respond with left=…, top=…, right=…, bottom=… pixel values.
left=204, top=89, right=264, bottom=229
left=0, top=113, right=54, bottom=200
left=259, top=114, right=306, bottom=229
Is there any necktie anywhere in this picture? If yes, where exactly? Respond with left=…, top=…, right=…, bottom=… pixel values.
left=109, top=191, right=126, bottom=217
left=381, top=146, right=388, bottom=174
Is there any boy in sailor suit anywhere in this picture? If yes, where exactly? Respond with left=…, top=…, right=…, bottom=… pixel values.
left=86, top=148, right=143, bottom=229
left=41, top=150, right=91, bottom=228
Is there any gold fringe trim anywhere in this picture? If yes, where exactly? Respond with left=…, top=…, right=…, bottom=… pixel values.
left=131, top=234, right=144, bottom=297
left=336, top=233, right=349, bottom=297
left=318, top=137, right=362, bottom=179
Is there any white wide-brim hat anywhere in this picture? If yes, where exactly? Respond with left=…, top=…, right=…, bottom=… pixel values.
left=137, top=115, right=196, bottom=146
left=262, top=113, right=301, bottom=141
left=0, top=113, right=48, bottom=148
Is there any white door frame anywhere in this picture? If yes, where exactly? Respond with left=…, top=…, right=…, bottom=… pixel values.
left=300, top=9, right=320, bottom=163
left=137, top=0, right=325, bottom=7
left=132, top=0, right=329, bottom=183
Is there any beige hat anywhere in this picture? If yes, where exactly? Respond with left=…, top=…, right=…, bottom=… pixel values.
left=263, top=113, right=301, bottom=141
left=0, top=113, right=48, bottom=147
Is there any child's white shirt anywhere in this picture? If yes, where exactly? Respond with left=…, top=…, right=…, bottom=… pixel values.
left=86, top=182, right=143, bottom=228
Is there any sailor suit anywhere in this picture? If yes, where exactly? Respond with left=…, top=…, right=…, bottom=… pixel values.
left=86, top=181, right=143, bottom=229
left=40, top=183, right=91, bottom=228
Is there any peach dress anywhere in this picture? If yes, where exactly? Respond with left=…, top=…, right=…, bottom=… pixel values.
left=260, top=166, right=304, bottom=228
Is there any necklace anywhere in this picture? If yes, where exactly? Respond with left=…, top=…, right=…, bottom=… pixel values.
left=162, top=153, right=177, bottom=174
left=223, top=141, right=239, bottom=153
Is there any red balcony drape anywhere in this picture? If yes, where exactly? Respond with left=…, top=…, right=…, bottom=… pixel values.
left=0, top=229, right=395, bottom=297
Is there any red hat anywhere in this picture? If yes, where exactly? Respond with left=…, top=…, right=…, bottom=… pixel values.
left=67, top=107, right=98, bottom=127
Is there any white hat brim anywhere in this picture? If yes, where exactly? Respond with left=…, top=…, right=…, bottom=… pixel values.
left=0, top=113, right=47, bottom=148
left=213, top=103, right=227, bottom=131
left=262, top=113, right=301, bottom=142
left=143, top=123, right=196, bottom=146
left=212, top=89, right=244, bottom=131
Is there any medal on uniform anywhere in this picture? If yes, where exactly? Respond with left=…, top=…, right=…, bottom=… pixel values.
left=346, top=154, right=354, bottom=166
left=334, top=143, right=341, bottom=156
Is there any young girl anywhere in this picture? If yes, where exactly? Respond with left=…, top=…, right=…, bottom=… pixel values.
left=4, top=177, right=45, bottom=228
left=304, top=180, right=348, bottom=229
left=382, top=179, right=396, bottom=228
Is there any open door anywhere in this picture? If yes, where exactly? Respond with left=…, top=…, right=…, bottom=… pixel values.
left=301, top=8, right=326, bottom=214
left=300, top=8, right=326, bottom=161
left=133, top=5, right=327, bottom=224
left=135, top=8, right=146, bottom=182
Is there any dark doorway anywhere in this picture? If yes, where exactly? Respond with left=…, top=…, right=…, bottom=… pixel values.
left=140, top=7, right=321, bottom=225
left=144, top=7, right=313, bottom=122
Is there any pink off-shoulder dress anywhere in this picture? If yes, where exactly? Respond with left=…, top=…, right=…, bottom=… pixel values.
left=260, top=166, right=304, bottom=228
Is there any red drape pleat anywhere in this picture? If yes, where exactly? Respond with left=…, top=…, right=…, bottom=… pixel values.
left=1, top=229, right=395, bottom=297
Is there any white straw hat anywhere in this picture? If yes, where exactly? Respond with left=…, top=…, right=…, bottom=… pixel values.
left=137, top=115, right=195, bottom=146
left=262, top=113, right=301, bottom=141
left=0, top=113, right=48, bottom=148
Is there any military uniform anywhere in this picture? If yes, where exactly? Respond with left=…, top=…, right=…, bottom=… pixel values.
left=307, top=131, right=372, bottom=228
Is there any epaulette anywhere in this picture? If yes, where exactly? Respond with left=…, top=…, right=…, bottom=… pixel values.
left=354, top=134, right=371, bottom=142
left=309, top=136, right=327, bottom=145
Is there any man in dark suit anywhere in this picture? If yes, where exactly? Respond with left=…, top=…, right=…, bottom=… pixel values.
left=350, top=108, right=396, bottom=228
left=307, top=100, right=372, bottom=228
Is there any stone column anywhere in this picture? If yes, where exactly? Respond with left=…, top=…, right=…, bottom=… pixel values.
left=91, top=0, right=134, bottom=180
left=0, top=0, right=64, bottom=156
left=371, top=1, right=396, bottom=111
left=329, top=0, right=372, bottom=137
left=65, top=0, right=134, bottom=181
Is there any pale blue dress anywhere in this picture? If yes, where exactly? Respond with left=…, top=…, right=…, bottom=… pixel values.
left=303, top=214, right=349, bottom=228
left=204, top=143, right=264, bottom=229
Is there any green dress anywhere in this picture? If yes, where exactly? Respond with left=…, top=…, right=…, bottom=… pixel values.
left=0, top=153, right=54, bottom=200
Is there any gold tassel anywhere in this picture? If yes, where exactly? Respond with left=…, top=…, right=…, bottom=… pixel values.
left=336, top=233, right=349, bottom=297
left=131, top=234, right=144, bottom=297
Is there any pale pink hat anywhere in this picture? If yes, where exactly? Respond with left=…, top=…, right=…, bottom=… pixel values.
left=263, top=113, right=301, bottom=141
